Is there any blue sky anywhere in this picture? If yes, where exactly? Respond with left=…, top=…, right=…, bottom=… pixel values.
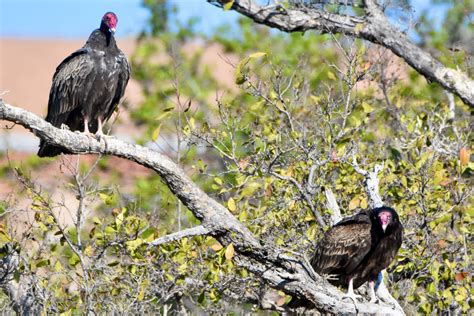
left=0, top=0, right=240, bottom=38
left=0, top=0, right=445, bottom=39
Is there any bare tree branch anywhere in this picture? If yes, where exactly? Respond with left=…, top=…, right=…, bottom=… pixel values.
left=270, top=171, right=326, bottom=228
left=351, top=155, right=384, bottom=208
left=0, top=100, right=404, bottom=314
left=208, top=0, right=474, bottom=108
left=149, top=225, right=212, bottom=246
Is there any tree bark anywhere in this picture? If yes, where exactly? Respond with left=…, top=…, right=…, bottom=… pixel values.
left=209, top=0, right=474, bottom=107
left=0, top=100, right=404, bottom=314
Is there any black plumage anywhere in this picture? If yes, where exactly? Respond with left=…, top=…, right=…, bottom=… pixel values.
left=38, top=12, right=130, bottom=157
left=311, top=206, right=403, bottom=302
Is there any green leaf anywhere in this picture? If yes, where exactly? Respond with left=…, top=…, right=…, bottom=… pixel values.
left=68, top=254, right=80, bottom=267
left=155, top=110, right=172, bottom=121
left=235, top=57, right=250, bottom=84
left=152, top=124, right=162, bottom=141
left=248, top=51, right=266, bottom=59
left=36, top=259, right=50, bottom=268
left=54, top=260, right=63, bottom=272
left=361, top=102, right=374, bottom=113
left=223, top=0, right=234, bottom=11
left=241, top=182, right=260, bottom=197
left=238, top=210, right=248, bottom=222
left=92, top=216, right=102, bottom=225
left=227, top=197, right=237, bottom=212
left=348, top=197, right=360, bottom=210
left=115, top=208, right=126, bottom=229
left=140, top=228, right=155, bottom=241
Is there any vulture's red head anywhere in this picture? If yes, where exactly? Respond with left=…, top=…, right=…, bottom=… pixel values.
left=373, top=207, right=399, bottom=232
left=100, top=12, right=118, bottom=34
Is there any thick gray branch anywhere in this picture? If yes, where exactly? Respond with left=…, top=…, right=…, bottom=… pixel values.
left=0, top=100, right=404, bottom=314
left=210, top=0, right=474, bottom=107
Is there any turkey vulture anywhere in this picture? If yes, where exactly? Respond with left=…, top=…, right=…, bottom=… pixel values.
left=38, top=12, right=130, bottom=157
left=311, top=206, right=403, bottom=303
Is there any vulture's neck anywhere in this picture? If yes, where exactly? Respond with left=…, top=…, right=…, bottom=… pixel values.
left=86, top=29, right=117, bottom=50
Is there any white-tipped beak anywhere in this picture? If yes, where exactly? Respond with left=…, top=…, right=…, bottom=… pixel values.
left=109, top=28, right=116, bottom=34
left=382, top=223, right=388, bottom=232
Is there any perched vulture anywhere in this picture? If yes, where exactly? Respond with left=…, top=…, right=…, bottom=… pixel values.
left=311, top=206, right=403, bottom=303
left=38, top=12, right=130, bottom=157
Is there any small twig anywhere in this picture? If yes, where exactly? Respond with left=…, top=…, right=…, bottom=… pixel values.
left=270, top=171, right=325, bottom=228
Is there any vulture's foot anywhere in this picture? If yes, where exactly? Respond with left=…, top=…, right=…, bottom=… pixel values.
left=95, top=133, right=115, bottom=141
left=75, top=130, right=95, bottom=138
left=322, top=273, right=339, bottom=281
left=342, top=292, right=360, bottom=313
left=60, top=124, right=70, bottom=130
left=368, top=280, right=379, bottom=304
left=342, top=292, right=361, bottom=303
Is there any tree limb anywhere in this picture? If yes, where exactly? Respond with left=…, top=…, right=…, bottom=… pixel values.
left=149, top=225, right=212, bottom=246
left=209, top=0, right=474, bottom=107
left=0, top=100, right=404, bottom=314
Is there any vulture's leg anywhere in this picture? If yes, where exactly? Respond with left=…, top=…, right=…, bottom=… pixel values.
left=368, top=280, right=378, bottom=303
left=96, top=117, right=104, bottom=136
left=96, top=118, right=114, bottom=138
left=79, top=117, right=96, bottom=138
left=342, top=278, right=361, bottom=310
left=83, top=117, right=91, bottom=134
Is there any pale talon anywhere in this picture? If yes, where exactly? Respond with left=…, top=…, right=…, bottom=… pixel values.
left=341, top=278, right=361, bottom=311
left=342, top=293, right=362, bottom=303
left=323, top=273, right=339, bottom=281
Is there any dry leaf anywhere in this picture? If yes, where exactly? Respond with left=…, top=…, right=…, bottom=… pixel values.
left=459, top=147, right=470, bottom=166
left=210, top=243, right=223, bottom=251
left=225, top=243, right=235, bottom=260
